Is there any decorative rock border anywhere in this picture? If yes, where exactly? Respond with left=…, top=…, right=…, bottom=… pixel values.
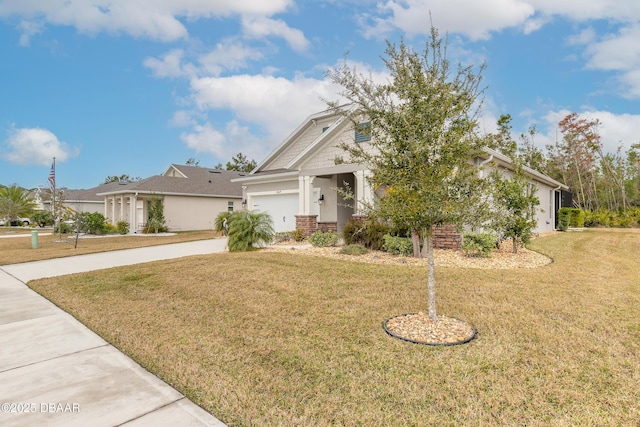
left=383, top=313, right=476, bottom=346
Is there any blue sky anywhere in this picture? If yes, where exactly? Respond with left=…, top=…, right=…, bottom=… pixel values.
left=1, top=0, right=639, bottom=190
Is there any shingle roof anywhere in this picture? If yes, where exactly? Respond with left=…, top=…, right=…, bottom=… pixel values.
left=64, top=182, right=124, bottom=201
left=96, top=165, right=244, bottom=198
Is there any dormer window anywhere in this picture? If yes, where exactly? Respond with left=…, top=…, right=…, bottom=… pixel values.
left=355, top=122, right=371, bottom=143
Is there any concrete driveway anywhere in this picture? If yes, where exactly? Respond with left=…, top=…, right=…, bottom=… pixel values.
left=0, top=238, right=228, bottom=426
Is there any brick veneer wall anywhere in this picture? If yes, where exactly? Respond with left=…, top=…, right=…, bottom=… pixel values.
left=349, top=215, right=462, bottom=250
left=295, top=215, right=318, bottom=236
left=431, top=224, right=462, bottom=250
left=317, top=222, right=338, bottom=232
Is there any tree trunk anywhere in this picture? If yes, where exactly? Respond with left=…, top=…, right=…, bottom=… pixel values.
left=412, top=230, right=421, bottom=258
left=426, top=233, right=437, bottom=322
left=512, top=237, right=517, bottom=254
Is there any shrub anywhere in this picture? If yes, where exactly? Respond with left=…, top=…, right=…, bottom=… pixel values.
left=54, top=221, right=73, bottom=234
left=339, top=244, right=369, bottom=255
left=382, top=234, right=413, bottom=256
left=227, top=210, right=275, bottom=252
left=558, top=208, right=585, bottom=230
left=291, top=228, right=306, bottom=242
left=31, top=211, right=54, bottom=227
left=116, top=221, right=129, bottom=235
left=557, top=208, right=571, bottom=231
left=342, top=218, right=390, bottom=250
left=78, top=212, right=110, bottom=235
left=272, top=231, right=292, bottom=243
left=309, top=230, right=339, bottom=247
left=462, top=232, right=497, bottom=258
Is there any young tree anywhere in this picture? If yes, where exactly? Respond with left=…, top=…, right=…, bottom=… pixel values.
left=490, top=164, right=539, bottom=253
left=328, top=27, right=487, bottom=322
left=146, top=198, right=166, bottom=233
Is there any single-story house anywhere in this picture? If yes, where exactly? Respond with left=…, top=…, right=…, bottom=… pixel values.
left=233, top=106, right=568, bottom=246
left=96, top=165, right=245, bottom=232
left=30, top=185, right=114, bottom=215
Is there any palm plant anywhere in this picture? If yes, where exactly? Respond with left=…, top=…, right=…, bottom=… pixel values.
left=227, top=210, right=274, bottom=252
left=0, top=184, right=36, bottom=224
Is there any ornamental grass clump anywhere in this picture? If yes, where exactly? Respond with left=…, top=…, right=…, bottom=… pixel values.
left=227, top=210, right=275, bottom=252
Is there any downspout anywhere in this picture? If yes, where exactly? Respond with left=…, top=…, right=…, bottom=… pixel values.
left=478, top=154, right=494, bottom=178
left=553, top=185, right=561, bottom=230
left=132, top=192, right=138, bottom=234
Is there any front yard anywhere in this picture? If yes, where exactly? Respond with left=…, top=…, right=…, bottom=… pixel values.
left=0, top=230, right=220, bottom=265
left=28, top=229, right=640, bottom=426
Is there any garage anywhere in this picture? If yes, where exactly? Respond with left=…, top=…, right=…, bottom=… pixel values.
left=250, top=192, right=299, bottom=233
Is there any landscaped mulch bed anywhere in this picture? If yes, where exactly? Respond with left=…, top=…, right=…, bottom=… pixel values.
left=384, top=313, right=476, bottom=345
left=266, top=240, right=552, bottom=269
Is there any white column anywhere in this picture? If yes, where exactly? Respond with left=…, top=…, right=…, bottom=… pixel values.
left=130, top=193, right=137, bottom=233
left=298, top=176, right=305, bottom=215
left=353, top=170, right=374, bottom=214
left=110, top=196, right=115, bottom=222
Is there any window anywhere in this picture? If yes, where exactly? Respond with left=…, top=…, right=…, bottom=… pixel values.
left=354, top=122, right=371, bottom=143
left=228, top=201, right=234, bottom=212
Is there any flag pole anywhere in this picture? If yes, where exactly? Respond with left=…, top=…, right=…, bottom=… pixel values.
left=49, top=157, right=56, bottom=238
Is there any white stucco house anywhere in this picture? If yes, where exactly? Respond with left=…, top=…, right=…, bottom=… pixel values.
left=233, top=106, right=568, bottom=246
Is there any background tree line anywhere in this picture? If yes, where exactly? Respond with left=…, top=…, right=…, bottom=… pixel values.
left=487, top=112, right=640, bottom=214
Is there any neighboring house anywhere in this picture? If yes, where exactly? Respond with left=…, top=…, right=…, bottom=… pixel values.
left=64, top=183, right=123, bottom=214
left=31, top=182, right=123, bottom=216
left=234, top=106, right=568, bottom=245
left=96, top=165, right=244, bottom=232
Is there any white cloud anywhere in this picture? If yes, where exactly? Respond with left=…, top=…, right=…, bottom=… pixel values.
left=198, top=39, right=264, bottom=76
left=189, top=73, right=339, bottom=140
left=566, top=27, right=596, bottom=46
left=2, top=127, right=79, bottom=166
left=16, top=20, right=43, bottom=46
left=0, top=0, right=294, bottom=42
left=179, top=122, right=227, bottom=157
left=359, top=1, right=640, bottom=40
left=584, top=25, right=640, bottom=72
left=581, top=24, right=640, bottom=98
left=241, top=16, right=309, bottom=52
left=143, top=49, right=197, bottom=78
left=363, top=0, right=535, bottom=40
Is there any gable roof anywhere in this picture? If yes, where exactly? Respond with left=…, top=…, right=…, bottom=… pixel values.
left=64, top=181, right=125, bottom=202
left=95, top=165, right=245, bottom=198
left=253, top=104, right=358, bottom=174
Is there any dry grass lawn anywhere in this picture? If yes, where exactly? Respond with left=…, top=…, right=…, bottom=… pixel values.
left=28, top=229, right=640, bottom=426
left=0, top=230, right=219, bottom=265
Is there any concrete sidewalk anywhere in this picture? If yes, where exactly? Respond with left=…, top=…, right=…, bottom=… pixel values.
left=0, top=238, right=228, bottom=427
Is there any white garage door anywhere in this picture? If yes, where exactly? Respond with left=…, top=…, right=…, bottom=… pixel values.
left=250, top=193, right=299, bottom=233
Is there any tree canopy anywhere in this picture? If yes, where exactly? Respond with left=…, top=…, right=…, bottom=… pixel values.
left=102, top=174, right=140, bottom=185
left=215, top=152, right=257, bottom=173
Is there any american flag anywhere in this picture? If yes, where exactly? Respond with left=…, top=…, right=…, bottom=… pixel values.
left=48, top=162, right=55, bottom=192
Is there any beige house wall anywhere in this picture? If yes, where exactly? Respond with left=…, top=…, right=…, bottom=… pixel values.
left=163, top=195, right=238, bottom=231
left=65, top=201, right=104, bottom=215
